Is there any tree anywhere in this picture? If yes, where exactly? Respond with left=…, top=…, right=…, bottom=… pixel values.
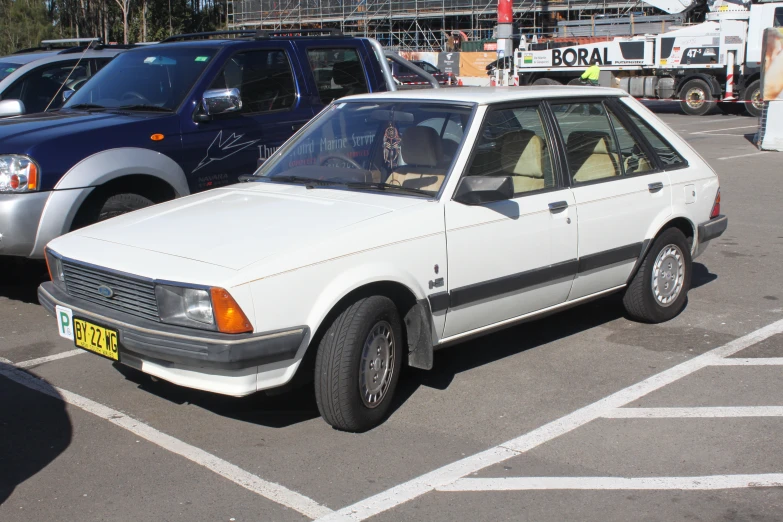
left=114, top=0, right=130, bottom=44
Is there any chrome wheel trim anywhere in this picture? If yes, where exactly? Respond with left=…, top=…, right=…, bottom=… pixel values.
left=652, top=244, right=685, bottom=307
left=751, top=88, right=764, bottom=111
left=359, top=320, right=395, bottom=408
left=685, top=87, right=706, bottom=109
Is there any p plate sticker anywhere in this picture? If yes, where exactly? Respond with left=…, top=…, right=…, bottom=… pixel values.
left=55, top=305, right=74, bottom=341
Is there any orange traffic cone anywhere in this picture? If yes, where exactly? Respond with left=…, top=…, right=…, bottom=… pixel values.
left=458, top=78, right=463, bottom=86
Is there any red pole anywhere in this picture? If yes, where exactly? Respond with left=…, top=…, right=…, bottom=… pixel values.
left=498, top=0, right=513, bottom=24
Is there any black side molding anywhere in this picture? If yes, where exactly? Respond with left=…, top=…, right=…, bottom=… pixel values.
left=578, top=242, right=643, bottom=274
left=698, top=215, right=728, bottom=243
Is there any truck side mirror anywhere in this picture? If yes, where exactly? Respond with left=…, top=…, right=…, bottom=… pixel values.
left=453, top=176, right=514, bottom=205
left=200, top=88, right=242, bottom=119
left=0, top=99, right=25, bottom=117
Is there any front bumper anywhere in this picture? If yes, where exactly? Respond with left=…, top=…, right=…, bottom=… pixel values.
left=698, top=214, right=728, bottom=243
left=0, top=192, right=50, bottom=257
left=38, top=282, right=308, bottom=371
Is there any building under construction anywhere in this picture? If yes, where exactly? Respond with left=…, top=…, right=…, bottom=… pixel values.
left=227, top=0, right=685, bottom=51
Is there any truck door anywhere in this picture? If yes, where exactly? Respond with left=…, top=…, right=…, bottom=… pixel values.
left=179, top=43, right=314, bottom=193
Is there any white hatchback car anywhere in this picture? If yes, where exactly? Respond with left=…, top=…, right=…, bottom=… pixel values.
left=39, top=87, right=727, bottom=431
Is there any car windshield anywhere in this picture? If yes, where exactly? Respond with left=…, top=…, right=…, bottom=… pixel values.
left=63, top=47, right=217, bottom=111
left=256, top=101, right=473, bottom=196
left=0, top=62, right=20, bottom=81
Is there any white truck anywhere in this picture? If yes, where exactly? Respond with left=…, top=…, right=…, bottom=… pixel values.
left=511, top=0, right=783, bottom=116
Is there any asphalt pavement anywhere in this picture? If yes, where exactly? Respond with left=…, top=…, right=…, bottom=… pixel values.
left=1, top=107, right=782, bottom=522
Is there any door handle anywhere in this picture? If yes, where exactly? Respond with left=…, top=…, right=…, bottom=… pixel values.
left=548, top=201, right=568, bottom=212
left=648, top=182, right=664, bottom=193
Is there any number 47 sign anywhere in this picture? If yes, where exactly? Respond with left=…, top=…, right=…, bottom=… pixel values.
left=55, top=305, right=74, bottom=341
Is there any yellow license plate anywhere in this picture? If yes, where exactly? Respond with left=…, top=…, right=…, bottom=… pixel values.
left=74, top=318, right=119, bottom=361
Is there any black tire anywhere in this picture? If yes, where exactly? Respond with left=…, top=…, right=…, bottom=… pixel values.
left=743, top=80, right=763, bottom=118
left=97, top=193, right=154, bottom=222
left=533, top=78, right=562, bottom=86
left=623, top=228, right=692, bottom=323
left=314, top=296, right=403, bottom=432
left=679, top=79, right=715, bottom=116
left=567, top=78, right=584, bottom=86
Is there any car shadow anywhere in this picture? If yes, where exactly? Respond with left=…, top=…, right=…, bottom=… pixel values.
left=0, top=258, right=49, bottom=304
left=691, top=262, right=718, bottom=289
left=0, top=363, right=72, bottom=504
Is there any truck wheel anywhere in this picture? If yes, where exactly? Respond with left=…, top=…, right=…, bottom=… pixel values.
left=97, top=193, right=154, bottom=222
left=679, top=79, right=714, bottom=116
left=743, top=80, right=763, bottom=117
left=623, top=227, right=692, bottom=323
left=314, top=296, right=403, bottom=432
left=533, top=78, right=561, bottom=86
left=567, top=78, right=584, bottom=86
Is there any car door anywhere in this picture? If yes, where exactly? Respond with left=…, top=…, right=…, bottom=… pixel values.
left=441, top=102, right=578, bottom=339
left=179, top=43, right=314, bottom=193
left=548, top=98, right=673, bottom=301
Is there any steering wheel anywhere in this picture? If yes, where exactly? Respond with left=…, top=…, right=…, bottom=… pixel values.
left=320, top=154, right=364, bottom=170
left=121, top=91, right=152, bottom=105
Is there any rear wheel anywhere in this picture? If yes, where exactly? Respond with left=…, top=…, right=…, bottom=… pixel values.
left=743, top=80, right=763, bottom=117
left=679, top=79, right=715, bottom=116
left=533, top=78, right=562, bottom=86
left=314, top=296, right=403, bottom=432
left=623, top=227, right=692, bottom=323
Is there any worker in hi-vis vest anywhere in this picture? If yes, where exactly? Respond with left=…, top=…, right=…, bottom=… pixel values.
left=581, top=59, right=600, bottom=86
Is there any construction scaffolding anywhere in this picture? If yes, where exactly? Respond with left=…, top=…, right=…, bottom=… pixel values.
left=227, top=0, right=666, bottom=51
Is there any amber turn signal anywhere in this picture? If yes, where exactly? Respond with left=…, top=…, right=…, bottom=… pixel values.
left=210, top=287, right=253, bottom=334
left=150, top=134, right=165, bottom=141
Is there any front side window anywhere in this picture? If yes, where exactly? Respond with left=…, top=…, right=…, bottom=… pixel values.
left=307, top=48, right=369, bottom=104
left=620, top=102, right=687, bottom=169
left=466, top=104, right=555, bottom=195
left=209, top=50, right=295, bottom=113
left=257, top=101, right=473, bottom=196
left=65, top=48, right=217, bottom=112
left=551, top=101, right=622, bottom=184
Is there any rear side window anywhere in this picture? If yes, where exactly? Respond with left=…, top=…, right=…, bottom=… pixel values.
left=621, top=104, right=687, bottom=169
left=209, top=50, right=296, bottom=113
left=606, top=107, right=655, bottom=176
left=467, top=104, right=555, bottom=195
left=306, top=48, right=369, bottom=104
left=1, top=60, right=90, bottom=112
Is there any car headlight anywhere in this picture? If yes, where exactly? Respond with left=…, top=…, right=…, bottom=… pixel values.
left=0, top=155, right=40, bottom=193
left=155, top=284, right=252, bottom=334
left=45, top=249, right=66, bottom=291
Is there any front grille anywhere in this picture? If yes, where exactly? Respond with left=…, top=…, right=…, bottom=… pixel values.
left=62, top=261, right=159, bottom=322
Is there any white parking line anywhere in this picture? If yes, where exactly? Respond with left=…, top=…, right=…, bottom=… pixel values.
left=717, top=152, right=769, bottom=161
left=317, top=319, right=783, bottom=522
left=0, top=358, right=333, bottom=519
left=438, top=474, right=783, bottom=492
left=15, top=349, right=85, bottom=368
left=691, top=125, right=759, bottom=134
left=604, top=406, right=783, bottom=418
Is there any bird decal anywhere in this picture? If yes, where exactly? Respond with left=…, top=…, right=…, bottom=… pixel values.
left=193, top=130, right=260, bottom=172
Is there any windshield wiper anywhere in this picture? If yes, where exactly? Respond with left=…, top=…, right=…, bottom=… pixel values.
left=116, top=104, right=173, bottom=112
left=66, top=103, right=107, bottom=111
left=344, top=182, right=433, bottom=197
left=261, top=175, right=346, bottom=187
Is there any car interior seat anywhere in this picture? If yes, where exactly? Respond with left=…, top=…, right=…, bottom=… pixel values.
left=386, top=126, right=446, bottom=192
left=500, top=130, right=551, bottom=193
left=566, top=131, right=620, bottom=183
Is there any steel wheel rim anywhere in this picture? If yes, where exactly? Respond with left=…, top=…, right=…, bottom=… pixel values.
left=359, top=320, right=395, bottom=408
left=751, top=88, right=763, bottom=110
left=652, top=244, right=685, bottom=307
left=686, top=87, right=706, bottom=109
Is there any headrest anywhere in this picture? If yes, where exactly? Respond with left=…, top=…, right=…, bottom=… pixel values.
left=500, top=130, right=544, bottom=178
left=567, top=131, right=612, bottom=156
left=332, top=61, right=364, bottom=86
left=401, top=126, right=443, bottom=167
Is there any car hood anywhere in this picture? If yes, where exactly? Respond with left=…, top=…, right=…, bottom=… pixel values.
left=69, top=181, right=427, bottom=271
left=0, top=109, right=160, bottom=144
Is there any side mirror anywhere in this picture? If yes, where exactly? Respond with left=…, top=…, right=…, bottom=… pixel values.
left=0, top=99, right=25, bottom=117
left=62, top=89, right=75, bottom=102
left=453, top=176, right=514, bottom=205
left=201, top=88, right=242, bottom=117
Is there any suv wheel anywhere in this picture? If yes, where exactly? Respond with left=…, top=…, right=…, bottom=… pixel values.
left=97, top=193, right=154, bottom=222
left=314, top=296, right=403, bottom=432
left=623, top=228, right=692, bottom=323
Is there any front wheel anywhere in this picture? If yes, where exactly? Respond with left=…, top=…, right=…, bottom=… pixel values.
left=314, top=296, right=403, bottom=432
left=743, top=80, right=763, bottom=118
left=623, top=228, right=692, bottom=323
left=679, top=79, right=715, bottom=116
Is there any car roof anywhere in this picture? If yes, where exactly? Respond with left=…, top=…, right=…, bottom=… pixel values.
left=342, top=86, right=626, bottom=105
left=0, top=51, right=59, bottom=65
left=0, top=48, right=124, bottom=66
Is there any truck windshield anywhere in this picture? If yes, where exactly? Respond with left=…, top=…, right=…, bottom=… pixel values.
left=63, top=47, right=217, bottom=111
left=257, top=100, right=473, bottom=197
left=0, top=63, right=20, bottom=81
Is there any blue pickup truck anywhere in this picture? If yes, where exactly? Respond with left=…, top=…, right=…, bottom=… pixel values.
left=0, top=30, right=438, bottom=258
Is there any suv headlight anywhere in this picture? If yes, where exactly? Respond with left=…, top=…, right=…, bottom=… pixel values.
left=0, top=155, right=40, bottom=193
left=155, top=284, right=252, bottom=334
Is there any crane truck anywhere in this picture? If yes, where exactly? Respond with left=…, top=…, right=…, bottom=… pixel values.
left=509, top=0, right=782, bottom=116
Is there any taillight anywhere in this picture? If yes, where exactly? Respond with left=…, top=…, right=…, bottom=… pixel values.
left=710, top=189, right=721, bottom=219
